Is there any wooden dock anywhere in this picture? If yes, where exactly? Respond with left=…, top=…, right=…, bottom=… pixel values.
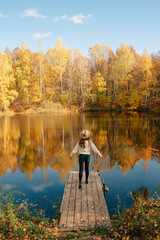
left=59, top=171, right=111, bottom=231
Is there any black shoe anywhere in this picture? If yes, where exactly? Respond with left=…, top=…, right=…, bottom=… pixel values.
left=85, top=179, right=88, bottom=184
left=79, top=183, right=81, bottom=189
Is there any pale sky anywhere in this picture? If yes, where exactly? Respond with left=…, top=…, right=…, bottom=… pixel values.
left=0, top=0, right=160, bottom=56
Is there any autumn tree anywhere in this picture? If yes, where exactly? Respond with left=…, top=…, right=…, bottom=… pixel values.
left=38, top=39, right=43, bottom=95
left=89, top=44, right=113, bottom=104
left=89, top=43, right=110, bottom=73
left=47, top=38, right=71, bottom=98
left=29, top=42, right=50, bottom=104
left=73, top=50, right=90, bottom=109
left=67, top=54, right=74, bottom=107
left=90, top=71, right=106, bottom=107
left=14, top=42, right=31, bottom=106
left=128, top=48, right=144, bottom=108
left=115, top=42, right=135, bottom=107
left=152, top=51, right=160, bottom=100
left=141, top=48, right=153, bottom=105
left=29, top=52, right=42, bottom=104
left=0, top=52, right=18, bottom=110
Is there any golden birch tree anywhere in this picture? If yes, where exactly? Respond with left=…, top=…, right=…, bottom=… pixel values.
left=14, top=42, right=31, bottom=106
left=141, top=48, right=153, bottom=105
left=47, top=38, right=71, bottom=97
left=0, top=52, right=18, bottom=110
left=73, top=50, right=90, bottom=110
left=115, top=42, right=135, bottom=107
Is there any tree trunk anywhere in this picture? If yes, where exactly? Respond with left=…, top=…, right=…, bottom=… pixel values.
left=60, top=74, right=63, bottom=95
left=39, top=52, right=42, bottom=95
left=38, top=39, right=43, bottom=95
left=1, top=78, right=6, bottom=110
left=145, top=75, right=148, bottom=106
left=68, top=63, right=73, bottom=109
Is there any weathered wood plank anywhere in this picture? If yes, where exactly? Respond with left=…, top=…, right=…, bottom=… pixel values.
left=59, top=172, right=72, bottom=231
left=60, top=172, right=72, bottom=213
left=81, top=178, right=89, bottom=230
left=65, top=172, right=76, bottom=231
left=87, top=172, right=96, bottom=228
left=73, top=181, right=82, bottom=230
left=91, top=172, right=104, bottom=227
left=95, top=173, right=111, bottom=226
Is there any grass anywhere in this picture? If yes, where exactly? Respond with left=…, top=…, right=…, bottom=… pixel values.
left=24, top=101, right=70, bottom=114
left=1, top=189, right=160, bottom=239
left=0, top=191, right=59, bottom=239
left=0, top=101, right=72, bottom=116
left=0, top=110, right=15, bottom=116
left=110, top=197, right=160, bottom=239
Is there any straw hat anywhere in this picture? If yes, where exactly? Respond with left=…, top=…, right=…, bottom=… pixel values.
left=80, top=129, right=90, bottom=139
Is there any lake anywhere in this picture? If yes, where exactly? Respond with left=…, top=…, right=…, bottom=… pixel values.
left=0, top=112, right=160, bottom=218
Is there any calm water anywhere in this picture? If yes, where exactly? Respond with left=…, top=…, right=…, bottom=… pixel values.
left=0, top=112, right=160, bottom=218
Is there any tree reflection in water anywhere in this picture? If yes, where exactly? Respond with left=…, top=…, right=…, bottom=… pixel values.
left=0, top=112, right=160, bottom=181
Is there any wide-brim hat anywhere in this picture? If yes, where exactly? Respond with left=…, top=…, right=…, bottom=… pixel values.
left=80, top=129, right=90, bottom=139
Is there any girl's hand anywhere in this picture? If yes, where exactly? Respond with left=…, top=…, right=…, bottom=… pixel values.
left=100, top=155, right=103, bottom=159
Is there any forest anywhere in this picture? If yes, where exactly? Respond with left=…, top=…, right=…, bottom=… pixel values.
left=0, top=38, right=160, bottom=113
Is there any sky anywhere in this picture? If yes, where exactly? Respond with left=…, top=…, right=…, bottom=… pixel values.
left=0, top=0, right=160, bottom=57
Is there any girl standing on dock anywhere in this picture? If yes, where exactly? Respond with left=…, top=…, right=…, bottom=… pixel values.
left=70, top=129, right=103, bottom=189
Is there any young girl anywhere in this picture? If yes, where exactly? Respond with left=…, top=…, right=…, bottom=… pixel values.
left=70, top=129, right=103, bottom=188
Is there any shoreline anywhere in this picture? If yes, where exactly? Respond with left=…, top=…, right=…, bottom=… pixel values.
left=0, top=104, right=160, bottom=117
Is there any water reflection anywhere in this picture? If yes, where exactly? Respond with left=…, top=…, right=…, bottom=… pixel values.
left=0, top=113, right=160, bottom=181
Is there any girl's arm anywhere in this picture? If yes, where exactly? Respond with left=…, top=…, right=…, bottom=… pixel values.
left=70, top=142, right=79, bottom=157
left=90, top=141, right=103, bottom=158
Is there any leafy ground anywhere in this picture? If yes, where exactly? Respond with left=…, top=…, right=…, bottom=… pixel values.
left=1, top=190, right=160, bottom=239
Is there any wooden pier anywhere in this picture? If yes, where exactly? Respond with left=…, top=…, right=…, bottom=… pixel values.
left=59, top=171, right=111, bottom=231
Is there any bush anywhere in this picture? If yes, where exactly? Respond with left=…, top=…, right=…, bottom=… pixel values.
left=24, top=100, right=70, bottom=114
left=0, top=191, right=58, bottom=239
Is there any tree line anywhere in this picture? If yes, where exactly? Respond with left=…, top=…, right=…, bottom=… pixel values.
left=0, top=38, right=160, bottom=112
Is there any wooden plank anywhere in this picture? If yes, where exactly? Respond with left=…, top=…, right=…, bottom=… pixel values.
left=95, top=173, right=111, bottom=226
left=60, top=172, right=72, bottom=213
left=65, top=172, right=76, bottom=231
left=81, top=176, right=89, bottom=230
left=74, top=173, right=82, bottom=231
left=87, top=172, right=96, bottom=228
left=92, top=172, right=104, bottom=227
left=59, top=172, right=72, bottom=231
